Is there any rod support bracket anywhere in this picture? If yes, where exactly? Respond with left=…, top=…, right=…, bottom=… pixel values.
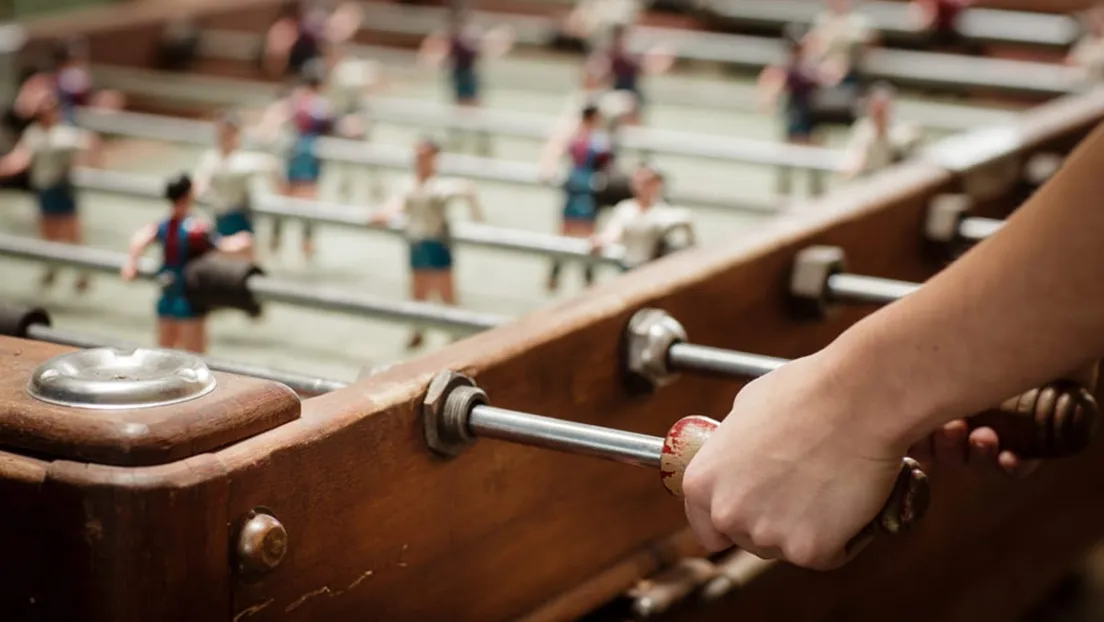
left=790, top=246, right=845, bottom=319
left=624, top=308, right=687, bottom=392
left=423, top=370, right=486, bottom=458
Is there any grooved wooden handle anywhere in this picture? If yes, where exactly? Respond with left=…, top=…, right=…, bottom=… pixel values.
left=660, top=417, right=929, bottom=540
left=972, top=381, right=1098, bottom=459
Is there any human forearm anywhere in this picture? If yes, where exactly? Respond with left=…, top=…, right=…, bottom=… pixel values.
left=823, top=125, right=1104, bottom=447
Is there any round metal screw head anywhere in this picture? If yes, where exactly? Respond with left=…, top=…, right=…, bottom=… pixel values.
left=237, top=510, right=288, bottom=576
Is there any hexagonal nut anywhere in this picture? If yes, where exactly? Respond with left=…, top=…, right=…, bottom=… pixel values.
left=924, top=193, right=972, bottom=244
left=623, top=308, right=688, bottom=392
left=789, top=246, right=845, bottom=319
left=423, top=370, right=484, bottom=458
left=1024, top=152, right=1064, bottom=187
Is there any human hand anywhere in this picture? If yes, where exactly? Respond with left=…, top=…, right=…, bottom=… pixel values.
left=682, top=353, right=912, bottom=569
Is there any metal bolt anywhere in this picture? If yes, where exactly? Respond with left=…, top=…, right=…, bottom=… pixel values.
left=237, top=509, right=287, bottom=576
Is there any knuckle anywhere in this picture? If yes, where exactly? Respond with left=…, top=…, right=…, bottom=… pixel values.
left=709, top=502, right=744, bottom=536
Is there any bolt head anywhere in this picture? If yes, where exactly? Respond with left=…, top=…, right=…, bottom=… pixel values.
left=237, top=510, right=287, bottom=576
left=790, top=246, right=845, bottom=319
left=624, top=309, right=688, bottom=392
left=1024, top=152, right=1063, bottom=187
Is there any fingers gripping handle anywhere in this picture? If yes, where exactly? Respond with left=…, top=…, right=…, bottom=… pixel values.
left=660, top=416, right=930, bottom=537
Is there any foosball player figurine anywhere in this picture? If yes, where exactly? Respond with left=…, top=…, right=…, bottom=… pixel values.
left=909, top=0, right=973, bottom=50
left=585, top=24, right=672, bottom=127
left=370, top=139, right=485, bottom=349
left=540, top=103, right=615, bottom=292
left=259, top=59, right=334, bottom=259
left=14, top=37, right=124, bottom=126
left=327, top=40, right=386, bottom=201
left=806, top=0, right=874, bottom=87
left=193, top=112, right=282, bottom=263
left=758, top=25, right=828, bottom=197
left=262, top=0, right=361, bottom=76
left=0, top=94, right=98, bottom=291
left=591, top=164, right=695, bottom=272
left=1068, top=3, right=1104, bottom=85
left=840, top=83, right=923, bottom=180
left=418, top=9, right=513, bottom=154
left=120, top=174, right=253, bottom=354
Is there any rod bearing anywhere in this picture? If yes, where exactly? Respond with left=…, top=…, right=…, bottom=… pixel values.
left=423, top=371, right=487, bottom=457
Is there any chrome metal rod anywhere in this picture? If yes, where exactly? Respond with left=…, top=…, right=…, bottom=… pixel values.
left=24, top=323, right=348, bottom=395
left=826, top=273, right=920, bottom=306
left=347, top=2, right=1076, bottom=95
left=246, top=276, right=506, bottom=334
left=183, top=35, right=1014, bottom=132
left=0, top=233, right=508, bottom=334
left=667, top=343, right=786, bottom=378
left=958, top=216, right=1004, bottom=243
left=468, top=405, right=665, bottom=469
left=72, top=98, right=774, bottom=213
left=71, top=167, right=626, bottom=265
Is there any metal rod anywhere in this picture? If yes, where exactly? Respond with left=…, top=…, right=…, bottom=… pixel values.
left=24, top=323, right=348, bottom=395
left=468, top=405, right=665, bottom=469
left=826, top=273, right=920, bottom=306
left=79, top=73, right=843, bottom=174
left=0, top=233, right=509, bottom=334
left=667, top=343, right=785, bottom=378
left=958, top=216, right=1004, bottom=243
left=346, top=2, right=1077, bottom=96
left=73, top=106, right=768, bottom=213
left=71, top=167, right=626, bottom=265
left=182, top=35, right=1017, bottom=132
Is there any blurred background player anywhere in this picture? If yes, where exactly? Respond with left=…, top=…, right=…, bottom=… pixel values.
left=13, top=37, right=124, bottom=127
left=584, top=24, right=672, bottom=127
left=910, top=0, right=974, bottom=50
left=758, top=25, right=829, bottom=197
left=262, top=1, right=360, bottom=81
left=1068, top=3, right=1104, bottom=86
left=540, top=103, right=614, bottom=292
left=805, top=0, right=874, bottom=88
left=840, top=83, right=923, bottom=179
left=327, top=39, right=386, bottom=201
left=590, top=163, right=695, bottom=271
left=192, top=112, right=282, bottom=263
left=370, top=139, right=485, bottom=349
left=0, top=94, right=100, bottom=291
left=259, top=59, right=334, bottom=259
left=120, top=174, right=253, bottom=354
left=558, top=0, right=641, bottom=53
left=418, top=9, right=513, bottom=154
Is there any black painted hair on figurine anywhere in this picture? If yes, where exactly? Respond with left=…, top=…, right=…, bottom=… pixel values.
left=165, top=174, right=193, bottom=203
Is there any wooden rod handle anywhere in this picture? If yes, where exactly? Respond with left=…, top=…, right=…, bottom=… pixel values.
left=660, top=417, right=929, bottom=540
left=972, top=381, right=1098, bottom=459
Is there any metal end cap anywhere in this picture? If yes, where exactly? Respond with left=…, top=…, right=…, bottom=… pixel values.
left=924, top=193, right=972, bottom=244
left=423, top=371, right=486, bottom=458
left=624, top=308, right=688, bottom=391
left=27, top=347, right=216, bottom=410
left=1024, top=153, right=1063, bottom=187
left=790, top=246, right=845, bottom=318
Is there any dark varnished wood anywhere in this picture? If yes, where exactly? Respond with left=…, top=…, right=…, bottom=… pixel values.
left=1, top=4, right=1103, bottom=622
left=0, top=338, right=301, bottom=466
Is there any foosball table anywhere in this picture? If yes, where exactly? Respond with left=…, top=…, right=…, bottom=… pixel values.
left=3, top=2, right=1104, bottom=621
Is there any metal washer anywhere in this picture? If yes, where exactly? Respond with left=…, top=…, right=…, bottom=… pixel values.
left=27, top=347, right=216, bottom=410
